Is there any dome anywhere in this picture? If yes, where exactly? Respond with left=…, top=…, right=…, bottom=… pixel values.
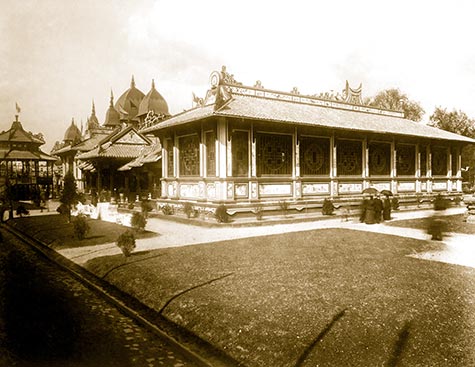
left=114, top=76, right=145, bottom=122
left=64, top=118, right=82, bottom=143
left=104, top=90, right=120, bottom=127
left=87, top=100, right=100, bottom=130
left=137, top=79, right=170, bottom=117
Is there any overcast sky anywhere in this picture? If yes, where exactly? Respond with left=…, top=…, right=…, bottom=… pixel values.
left=1, top=0, right=475, bottom=151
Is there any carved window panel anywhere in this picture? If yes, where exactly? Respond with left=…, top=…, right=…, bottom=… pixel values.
left=300, top=137, right=330, bottom=176
left=419, top=146, right=427, bottom=176
left=232, top=130, right=249, bottom=177
left=432, top=147, right=447, bottom=176
left=336, top=139, right=362, bottom=176
left=179, top=134, right=200, bottom=176
left=166, top=139, right=174, bottom=177
left=369, top=142, right=390, bottom=176
left=256, top=133, right=292, bottom=176
left=205, top=130, right=216, bottom=177
left=396, top=144, right=415, bottom=176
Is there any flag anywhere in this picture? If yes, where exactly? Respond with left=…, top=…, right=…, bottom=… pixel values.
left=15, top=102, right=21, bottom=113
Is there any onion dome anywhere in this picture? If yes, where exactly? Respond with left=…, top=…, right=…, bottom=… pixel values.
left=87, top=100, right=100, bottom=130
left=104, top=90, right=121, bottom=127
left=137, top=79, right=170, bottom=118
left=115, top=76, right=145, bottom=121
left=64, top=118, right=82, bottom=143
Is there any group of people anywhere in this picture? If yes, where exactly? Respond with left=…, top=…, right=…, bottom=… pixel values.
left=359, top=194, right=392, bottom=224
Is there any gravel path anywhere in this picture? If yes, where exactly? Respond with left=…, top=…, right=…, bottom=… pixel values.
left=0, top=228, right=200, bottom=367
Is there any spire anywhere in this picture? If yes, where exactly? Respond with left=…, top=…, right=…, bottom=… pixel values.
left=152, top=79, right=155, bottom=90
left=131, top=75, right=136, bottom=88
left=110, top=89, right=114, bottom=107
left=91, top=99, right=96, bottom=116
left=71, top=117, right=75, bottom=125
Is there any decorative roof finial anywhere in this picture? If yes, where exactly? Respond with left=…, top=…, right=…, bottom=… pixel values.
left=71, top=117, right=75, bottom=125
left=131, top=75, right=136, bottom=88
left=92, top=100, right=96, bottom=115
left=152, top=79, right=155, bottom=90
left=110, top=89, right=114, bottom=107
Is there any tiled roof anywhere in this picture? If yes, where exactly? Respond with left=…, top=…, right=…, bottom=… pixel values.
left=74, top=133, right=110, bottom=151
left=117, top=144, right=161, bottom=171
left=77, top=144, right=146, bottom=160
left=141, top=105, right=215, bottom=133
left=142, top=94, right=475, bottom=144
left=1, top=149, right=56, bottom=161
left=218, top=95, right=475, bottom=143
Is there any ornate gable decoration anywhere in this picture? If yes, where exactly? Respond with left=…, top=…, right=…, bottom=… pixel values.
left=204, top=65, right=241, bottom=109
left=116, top=130, right=148, bottom=145
left=343, top=81, right=363, bottom=105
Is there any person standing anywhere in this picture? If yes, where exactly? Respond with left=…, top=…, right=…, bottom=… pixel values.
left=383, top=195, right=392, bottom=220
left=374, top=194, right=383, bottom=223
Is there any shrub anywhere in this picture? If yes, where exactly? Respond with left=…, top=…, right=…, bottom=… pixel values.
left=161, top=204, right=174, bottom=215
left=253, top=204, right=263, bottom=220
left=15, top=205, right=29, bottom=217
left=141, top=200, right=154, bottom=214
left=433, top=194, right=449, bottom=211
left=127, top=202, right=135, bottom=210
left=322, top=199, right=335, bottom=215
left=278, top=200, right=289, bottom=216
left=57, top=203, right=69, bottom=215
left=72, top=214, right=89, bottom=240
left=215, top=204, right=230, bottom=223
left=391, top=197, right=399, bottom=210
left=183, top=202, right=199, bottom=218
left=131, top=212, right=147, bottom=231
left=116, top=230, right=136, bottom=257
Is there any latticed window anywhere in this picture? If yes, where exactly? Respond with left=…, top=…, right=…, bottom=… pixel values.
left=336, top=140, right=362, bottom=176
left=256, top=133, right=292, bottom=176
left=396, top=144, right=415, bottom=176
left=419, top=146, right=427, bottom=176
left=300, top=137, right=330, bottom=176
left=451, top=147, right=458, bottom=176
left=432, top=147, right=447, bottom=176
left=232, top=130, right=249, bottom=177
left=179, top=134, right=200, bottom=176
left=205, top=131, right=216, bottom=177
left=369, top=142, right=390, bottom=176
left=167, top=139, right=174, bottom=177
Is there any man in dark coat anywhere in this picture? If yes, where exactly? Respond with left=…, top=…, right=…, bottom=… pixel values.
left=373, top=194, right=383, bottom=223
left=383, top=195, right=392, bottom=220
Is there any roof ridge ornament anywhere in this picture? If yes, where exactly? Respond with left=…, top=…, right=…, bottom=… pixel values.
left=131, top=75, right=136, bottom=88
left=343, top=81, right=363, bottom=105
left=152, top=79, right=155, bottom=90
left=110, top=89, right=115, bottom=107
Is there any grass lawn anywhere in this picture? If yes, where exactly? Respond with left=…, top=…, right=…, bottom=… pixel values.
left=8, top=214, right=156, bottom=250
left=85, top=228, right=475, bottom=367
left=387, top=213, right=475, bottom=235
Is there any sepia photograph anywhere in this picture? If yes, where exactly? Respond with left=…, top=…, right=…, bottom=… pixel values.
left=1, top=0, right=475, bottom=366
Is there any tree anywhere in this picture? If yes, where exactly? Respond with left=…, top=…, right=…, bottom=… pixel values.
left=429, top=107, right=475, bottom=137
left=429, top=107, right=475, bottom=187
left=369, top=88, right=425, bottom=122
left=60, top=172, right=78, bottom=222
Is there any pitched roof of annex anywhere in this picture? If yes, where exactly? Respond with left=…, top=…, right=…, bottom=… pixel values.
left=141, top=70, right=475, bottom=144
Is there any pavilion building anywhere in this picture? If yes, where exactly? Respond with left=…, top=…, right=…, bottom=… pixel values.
left=141, top=67, right=475, bottom=213
left=55, top=77, right=169, bottom=200
left=1, top=113, right=57, bottom=200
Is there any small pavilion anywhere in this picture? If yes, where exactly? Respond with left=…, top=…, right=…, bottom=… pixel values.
left=1, top=113, right=57, bottom=200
